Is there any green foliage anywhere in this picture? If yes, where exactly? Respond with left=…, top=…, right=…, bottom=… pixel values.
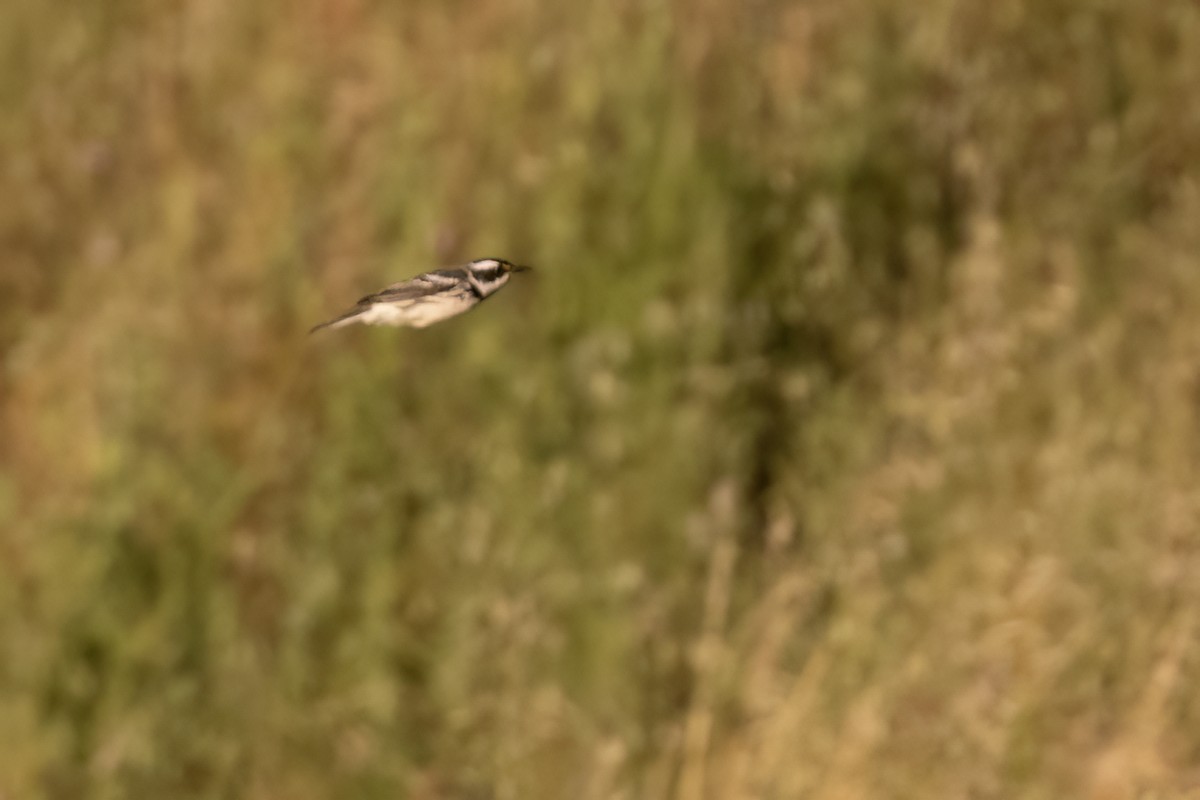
left=3, top=0, right=1200, bottom=797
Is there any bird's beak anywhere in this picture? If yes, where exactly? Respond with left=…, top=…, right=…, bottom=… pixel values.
left=511, top=264, right=532, bottom=273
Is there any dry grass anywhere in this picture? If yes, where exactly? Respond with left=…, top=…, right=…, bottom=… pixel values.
left=3, top=0, right=1200, bottom=798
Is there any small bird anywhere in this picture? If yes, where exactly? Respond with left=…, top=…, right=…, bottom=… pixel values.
left=310, top=258, right=530, bottom=333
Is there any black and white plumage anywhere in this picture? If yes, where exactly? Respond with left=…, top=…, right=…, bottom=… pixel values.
left=310, top=258, right=530, bottom=333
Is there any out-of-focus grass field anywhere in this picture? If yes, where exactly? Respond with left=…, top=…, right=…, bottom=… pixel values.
left=2, top=0, right=1200, bottom=797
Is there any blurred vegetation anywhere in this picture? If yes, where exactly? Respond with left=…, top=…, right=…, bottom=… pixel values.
left=2, top=0, right=1200, bottom=797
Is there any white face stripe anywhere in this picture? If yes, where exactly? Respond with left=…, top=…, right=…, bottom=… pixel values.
left=470, top=270, right=510, bottom=297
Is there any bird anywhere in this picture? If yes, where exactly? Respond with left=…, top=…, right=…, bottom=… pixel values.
left=310, top=258, right=531, bottom=333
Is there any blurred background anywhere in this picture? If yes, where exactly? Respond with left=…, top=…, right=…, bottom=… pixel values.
left=2, top=0, right=1200, bottom=797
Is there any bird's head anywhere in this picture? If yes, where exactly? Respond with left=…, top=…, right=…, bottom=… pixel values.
left=463, top=258, right=532, bottom=296
left=468, top=258, right=530, bottom=273
left=495, top=258, right=531, bottom=274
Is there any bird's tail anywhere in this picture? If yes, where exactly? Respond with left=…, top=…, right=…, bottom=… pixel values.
left=309, top=308, right=363, bottom=334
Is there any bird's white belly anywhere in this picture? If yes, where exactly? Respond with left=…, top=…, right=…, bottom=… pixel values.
left=360, top=294, right=475, bottom=328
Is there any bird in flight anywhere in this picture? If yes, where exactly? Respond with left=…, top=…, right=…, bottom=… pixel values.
left=310, top=258, right=531, bottom=333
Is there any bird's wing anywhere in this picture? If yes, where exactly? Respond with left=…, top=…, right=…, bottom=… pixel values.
left=357, top=270, right=466, bottom=305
